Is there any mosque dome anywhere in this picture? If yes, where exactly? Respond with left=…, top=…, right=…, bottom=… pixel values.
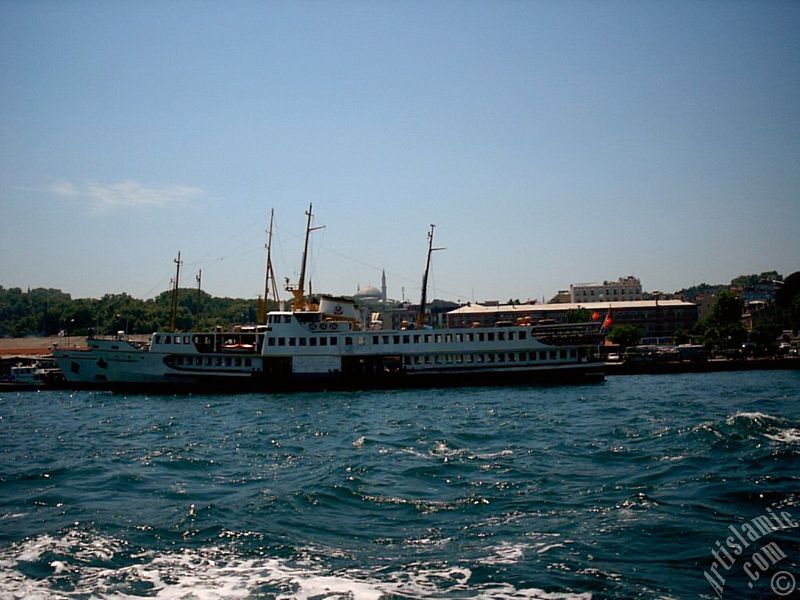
left=354, top=285, right=382, bottom=301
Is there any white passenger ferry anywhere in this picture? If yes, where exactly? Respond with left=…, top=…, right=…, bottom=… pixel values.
left=52, top=328, right=266, bottom=389
left=51, top=206, right=605, bottom=390
left=260, top=300, right=604, bottom=389
left=258, top=213, right=603, bottom=388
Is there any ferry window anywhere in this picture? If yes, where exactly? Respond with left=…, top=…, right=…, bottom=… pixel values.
left=487, top=333, right=495, bottom=342
left=509, top=353, right=515, bottom=362
left=215, top=357, right=222, bottom=366
left=245, top=358, right=252, bottom=367
left=357, top=336, right=366, bottom=346
left=519, top=331, right=526, bottom=341
left=424, top=334, right=432, bottom=343
left=435, top=334, right=442, bottom=343
left=455, top=334, right=462, bottom=342
left=284, top=315, right=291, bottom=324
left=477, top=333, right=484, bottom=342
left=345, top=337, right=353, bottom=346
left=414, top=356, right=422, bottom=365
left=310, top=337, right=317, bottom=347
left=393, top=335, right=400, bottom=344
left=176, top=356, right=183, bottom=365
left=498, top=332, right=505, bottom=341
left=165, top=335, right=172, bottom=344
left=268, top=338, right=276, bottom=346
left=435, top=355, right=442, bottom=364
left=550, top=350, right=557, bottom=360
left=487, top=354, right=495, bottom=363
left=508, top=332, right=514, bottom=341
left=425, top=355, right=432, bottom=364
left=560, top=349, right=567, bottom=359
left=235, top=358, right=242, bottom=367
left=476, top=354, right=484, bottom=363
left=383, top=335, right=390, bottom=344
left=289, top=338, right=296, bottom=346
left=155, top=335, right=161, bottom=344
left=445, top=334, right=452, bottom=343
left=299, top=338, right=306, bottom=346
left=569, top=349, right=576, bottom=358
left=413, top=335, right=420, bottom=344
left=402, top=335, right=410, bottom=344
left=330, top=337, right=337, bottom=345
left=373, top=335, right=380, bottom=345
left=455, top=354, right=463, bottom=364
left=184, top=336, right=190, bottom=344
left=225, top=357, right=232, bottom=367
left=445, top=355, right=453, bottom=364
left=465, top=354, right=473, bottom=363
left=466, top=333, right=474, bottom=342
left=498, top=353, right=505, bottom=362
left=539, top=351, right=547, bottom=361
left=206, top=357, right=212, bottom=366
left=320, top=337, right=327, bottom=346
left=175, top=337, right=182, bottom=344
left=278, top=338, right=286, bottom=346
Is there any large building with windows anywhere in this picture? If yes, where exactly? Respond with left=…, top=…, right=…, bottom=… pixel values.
left=446, top=299, right=697, bottom=339
left=570, top=276, right=642, bottom=303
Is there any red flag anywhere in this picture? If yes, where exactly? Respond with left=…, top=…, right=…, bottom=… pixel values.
left=602, top=307, right=613, bottom=329
left=592, top=311, right=601, bottom=321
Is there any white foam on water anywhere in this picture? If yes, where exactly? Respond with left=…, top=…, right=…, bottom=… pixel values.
left=0, top=531, right=593, bottom=600
left=726, top=411, right=782, bottom=425
left=764, top=427, right=800, bottom=443
left=482, top=541, right=527, bottom=565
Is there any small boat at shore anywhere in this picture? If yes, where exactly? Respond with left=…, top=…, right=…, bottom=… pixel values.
left=52, top=206, right=605, bottom=391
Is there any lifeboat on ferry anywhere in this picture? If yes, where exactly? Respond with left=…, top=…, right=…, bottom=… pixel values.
left=222, top=343, right=256, bottom=352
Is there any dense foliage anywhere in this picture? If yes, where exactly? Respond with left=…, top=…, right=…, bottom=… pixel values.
left=0, top=287, right=275, bottom=337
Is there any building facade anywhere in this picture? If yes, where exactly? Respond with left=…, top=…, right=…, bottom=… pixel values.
left=447, top=299, right=698, bottom=339
left=569, top=276, right=643, bottom=303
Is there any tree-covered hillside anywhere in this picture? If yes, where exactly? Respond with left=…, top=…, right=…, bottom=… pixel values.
left=0, top=287, right=275, bottom=337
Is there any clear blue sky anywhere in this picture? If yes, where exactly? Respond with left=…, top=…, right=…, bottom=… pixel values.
left=2, top=1, right=798, bottom=304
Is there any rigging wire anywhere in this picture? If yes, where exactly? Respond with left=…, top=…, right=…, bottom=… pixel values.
left=134, top=211, right=471, bottom=302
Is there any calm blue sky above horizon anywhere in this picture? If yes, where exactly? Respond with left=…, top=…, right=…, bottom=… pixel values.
left=2, top=1, right=798, bottom=303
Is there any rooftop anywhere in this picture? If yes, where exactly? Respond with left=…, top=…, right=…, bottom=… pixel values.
left=448, top=299, right=695, bottom=315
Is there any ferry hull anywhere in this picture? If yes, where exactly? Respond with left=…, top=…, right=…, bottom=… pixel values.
left=262, top=361, right=605, bottom=392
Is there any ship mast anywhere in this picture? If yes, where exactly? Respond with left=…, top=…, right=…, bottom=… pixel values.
left=169, top=251, right=182, bottom=332
left=416, top=225, right=445, bottom=329
left=259, top=209, right=280, bottom=323
left=195, top=269, right=202, bottom=330
left=288, top=203, right=325, bottom=311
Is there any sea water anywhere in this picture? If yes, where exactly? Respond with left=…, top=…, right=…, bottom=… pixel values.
left=1, top=370, right=798, bottom=599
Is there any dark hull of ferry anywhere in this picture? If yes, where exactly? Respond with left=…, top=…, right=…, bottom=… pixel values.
left=50, top=362, right=605, bottom=394
left=269, top=363, right=606, bottom=392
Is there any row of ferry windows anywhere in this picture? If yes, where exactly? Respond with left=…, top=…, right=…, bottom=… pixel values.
left=155, top=334, right=192, bottom=345
left=375, top=331, right=527, bottom=343
left=173, top=355, right=253, bottom=368
left=406, top=349, right=575, bottom=365
left=267, top=330, right=529, bottom=348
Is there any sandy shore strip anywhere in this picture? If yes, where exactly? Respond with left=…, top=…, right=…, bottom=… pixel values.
left=0, top=336, right=87, bottom=356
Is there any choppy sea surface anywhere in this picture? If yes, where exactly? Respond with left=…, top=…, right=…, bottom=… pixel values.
left=1, top=370, right=799, bottom=599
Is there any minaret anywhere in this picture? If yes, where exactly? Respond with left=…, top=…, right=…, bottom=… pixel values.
left=381, top=270, right=387, bottom=306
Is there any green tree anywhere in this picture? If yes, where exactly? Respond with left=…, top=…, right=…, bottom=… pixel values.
left=566, top=308, right=592, bottom=323
left=607, top=324, right=645, bottom=348
left=709, top=291, right=743, bottom=327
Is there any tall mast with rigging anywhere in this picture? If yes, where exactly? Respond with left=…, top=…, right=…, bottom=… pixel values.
left=416, top=225, right=445, bottom=329
left=259, top=209, right=280, bottom=323
left=169, top=251, right=182, bottom=332
left=195, top=269, right=202, bottom=330
left=287, top=203, right=325, bottom=311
